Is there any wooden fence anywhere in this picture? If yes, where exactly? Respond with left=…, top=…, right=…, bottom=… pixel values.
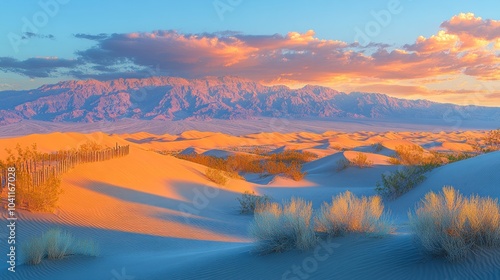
left=0, top=144, right=129, bottom=190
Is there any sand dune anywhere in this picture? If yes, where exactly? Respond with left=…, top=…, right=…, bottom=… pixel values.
left=1, top=129, right=499, bottom=280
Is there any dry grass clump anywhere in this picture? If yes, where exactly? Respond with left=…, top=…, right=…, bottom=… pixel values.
left=237, top=191, right=271, bottom=214
left=250, top=198, right=317, bottom=253
left=336, top=158, right=350, bottom=171
left=250, top=193, right=393, bottom=254
left=376, top=166, right=426, bottom=198
left=23, top=229, right=99, bottom=265
left=337, top=153, right=373, bottom=171
left=389, top=145, right=439, bottom=166
left=409, top=186, right=500, bottom=261
left=482, top=129, right=500, bottom=152
left=175, top=149, right=310, bottom=181
left=315, top=191, right=391, bottom=236
left=372, top=143, right=384, bottom=152
left=350, top=153, right=374, bottom=168
left=268, top=150, right=317, bottom=163
left=0, top=144, right=63, bottom=212
left=205, top=168, right=228, bottom=186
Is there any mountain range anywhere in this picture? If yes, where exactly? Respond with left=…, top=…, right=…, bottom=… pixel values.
left=1, top=76, right=499, bottom=125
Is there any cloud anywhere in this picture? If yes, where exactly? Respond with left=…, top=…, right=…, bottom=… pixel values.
left=441, top=13, right=500, bottom=41
left=71, top=15, right=498, bottom=83
left=0, top=57, right=79, bottom=78
left=21, top=32, right=55, bottom=40
left=1, top=13, right=499, bottom=90
left=74, top=33, right=109, bottom=40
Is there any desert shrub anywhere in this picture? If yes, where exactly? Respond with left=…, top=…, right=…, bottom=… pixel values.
left=250, top=198, right=317, bottom=253
left=226, top=154, right=262, bottom=173
left=390, top=145, right=440, bottom=166
left=409, top=186, right=500, bottom=261
left=336, top=158, right=350, bottom=171
left=78, top=140, right=104, bottom=152
left=443, top=152, right=476, bottom=163
left=237, top=191, right=271, bottom=214
left=336, top=153, right=373, bottom=171
left=22, top=237, right=45, bottom=265
left=372, top=143, right=384, bottom=152
left=0, top=144, right=62, bottom=212
left=350, top=153, right=373, bottom=168
left=268, top=150, right=317, bottom=163
left=376, top=166, right=427, bottom=198
left=315, top=191, right=391, bottom=236
left=262, top=161, right=306, bottom=181
left=205, top=168, right=228, bottom=186
left=23, top=229, right=99, bottom=265
left=23, top=174, right=63, bottom=212
left=175, top=150, right=308, bottom=181
left=483, top=129, right=500, bottom=152
left=44, top=229, right=74, bottom=259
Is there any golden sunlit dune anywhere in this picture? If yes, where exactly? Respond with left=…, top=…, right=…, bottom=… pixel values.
left=1, top=128, right=499, bottom=280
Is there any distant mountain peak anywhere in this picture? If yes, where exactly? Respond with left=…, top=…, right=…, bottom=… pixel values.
left=0, top=76, right=499, bottom=125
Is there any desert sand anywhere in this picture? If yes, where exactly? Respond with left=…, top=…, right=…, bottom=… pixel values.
left=1, top=129, right=500, bottom=280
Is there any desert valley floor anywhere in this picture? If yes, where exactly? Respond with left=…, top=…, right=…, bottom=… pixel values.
left=1, top=125, right=500, bottom=280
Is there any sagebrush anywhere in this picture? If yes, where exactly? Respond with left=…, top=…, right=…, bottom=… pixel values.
left=23, top=229, right=99, bottom=265
left=376, top=166, right=427, bottom=198
left=250, top=198, right=317, bottom=253
left=237, top=191, right=271, bottom=214
left=315, top=191, right=391, bottom=236
left=409, top=186, right=500, bottom=261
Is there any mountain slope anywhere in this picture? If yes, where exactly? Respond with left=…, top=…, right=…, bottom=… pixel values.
left=1, top=76, right=499, bottom=124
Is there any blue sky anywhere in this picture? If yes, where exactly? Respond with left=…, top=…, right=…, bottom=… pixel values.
left=0, top=0, right=499, bottom=105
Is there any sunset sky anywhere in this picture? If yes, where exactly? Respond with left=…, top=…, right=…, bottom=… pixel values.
left=1, top=0, right=499, bottom=106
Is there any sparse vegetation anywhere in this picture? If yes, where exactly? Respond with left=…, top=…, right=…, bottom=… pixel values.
left=237, top=191, right=271, bottom=214
left=205, top=168, right=228, bottom=186
left=0, top=144, right=63, bottom=212
left=350, top=153, right=374, bottom=168
left=78, top=140, right=104, bottom=152
left=372, top=143, right=384, bottom=152
left=336, top=158, right=351, bottom=171
left=173, top=149, right=313, bottom=181
left=389, top=145, right=441, bottom=166
left=483, top=129, right=500, bottom=152
left=315, top=191, right=391, bottom=236
left=250, top=198, right=317, bottom=253
left=376, top=166, right=427, bottom=198
left=409, top=186, right=500, bottom=261
left=23, top=229, right=99, bottom=265
left=336, top=153, right=373, bottom=171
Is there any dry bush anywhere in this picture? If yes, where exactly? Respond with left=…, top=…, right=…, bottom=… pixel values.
left=390, top=145, right=440, bottom=166
left=22, top=174, right=63, bottom=212
left=226, top=154, right=262, bottom=173
left=336, top=158, right=351, bottom=171
left=372, top=143, right=384, bottom=152
left=175, top=150, right=308, bottom=181
left=263, top=161, right=306, bottom=181
left=205, top=168, right=228, bottom=186
left=336, top=153, right=373, bottom=171
left=483, top=129, right=500, bottom=152
left=250, top=198, right=317, bottom=253
left=409, top=186, right=500, bottom=261
left=78, top=140, right=104, bottom=152
left=22, top=237, right=45, bottom=265
left=315, top=191, right=391, bottom=236
left=268, top=150, right=317, bottom=163
left=1, top=144, right=62, bottom=212
left=237, top=191, right=271, bottom=214
left=23, top=229, right=99, bottom=265
left=376, top=166, right=426, bottom=199
left=44, top=229, right=74, bottom=259
left=350, top=153, right=374, bottom=168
